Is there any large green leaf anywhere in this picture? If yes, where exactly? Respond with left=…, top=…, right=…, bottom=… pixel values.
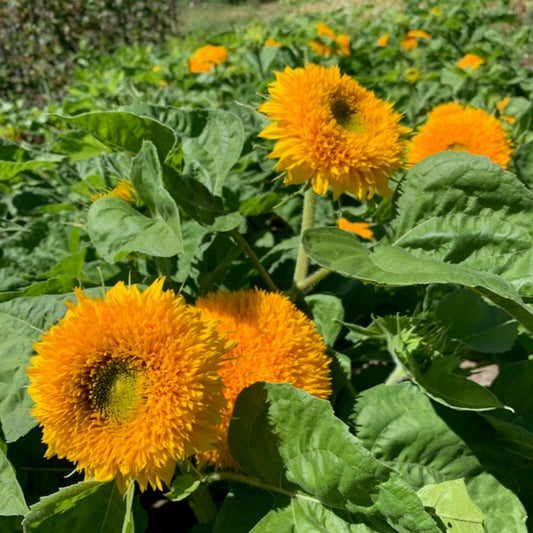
left=22, top=481, right=127, bottom=532
left=305, top=293, right=345, bottom=346
left=87, top=197, right=183, bottom=262
left=304, top=152, right=533, bottom=331
left=303, top=228, right=533, bottom=333
left=228, top=382, right=440, bottom=532
left=0, top=447, right=28, bottom=516
left=417, top=479, right=484, bottom=532
left=58, top=111, right=176, bottom=160
left=122, top=105, right=244, bottom=195
left=352, top=383, right=527, bottom=532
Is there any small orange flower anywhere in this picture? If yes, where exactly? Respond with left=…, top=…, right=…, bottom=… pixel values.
left=188, top=45, right=228, bottom=73
left=401, top=37, right=418, bottom=50
left=377, top=34, right=389, bottom=47
left=337, top=218, right=373, bottom=240
left=336, top=34, right=351, bottom=56
left=407, top=30, right=430, bottom=39
left=457, top=53, right=484, bottom=70
left=264, top=38, right=281, bottom=47
left=401, top=30, right=430, bottom=50
left=317, top=22, right=336, bottom=39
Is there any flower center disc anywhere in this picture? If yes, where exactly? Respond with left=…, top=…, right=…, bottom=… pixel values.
left=89, top=358, right=142, bottom=423
left=330, top=97, right=363, bottom=133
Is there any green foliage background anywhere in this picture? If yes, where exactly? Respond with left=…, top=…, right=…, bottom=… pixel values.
left=1, top=0, right=533, bottom=531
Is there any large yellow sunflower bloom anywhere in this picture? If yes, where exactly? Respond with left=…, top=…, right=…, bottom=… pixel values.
left=258, top=64, right=409, bottom=200
left=28, top=279, right=233, bottom=493
left=194, top=289, right=332, bottom=469
left=407, top=102, right=512, bottom=168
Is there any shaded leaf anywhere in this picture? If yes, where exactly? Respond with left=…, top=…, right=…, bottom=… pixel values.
left=0, top=447, right=28, bottom=516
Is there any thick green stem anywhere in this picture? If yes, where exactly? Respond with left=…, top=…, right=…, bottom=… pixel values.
left=296, top=267, right=331, bottom=294
left=293, top=188, right=317, bottom=289
left=231, top=229, right=279, bottom=292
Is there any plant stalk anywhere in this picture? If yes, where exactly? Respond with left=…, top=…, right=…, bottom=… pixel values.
left=292, top=187, right=317, bottom=291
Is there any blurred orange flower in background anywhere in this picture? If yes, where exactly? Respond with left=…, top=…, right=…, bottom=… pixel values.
left=377, top=34, right=389, bottom=47
left=188, top=44, right=228, bottom=73
left=401, top=30, right=430, bottom=50
left=457, top=53, right=484, bottom=69
left=337, top=218, right=374, bottom=240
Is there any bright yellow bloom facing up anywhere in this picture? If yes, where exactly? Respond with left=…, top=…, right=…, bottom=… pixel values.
left=28, top=279, right=233, bottom=493
left=258, top=64, right=409, bottom=200
left=194, top=289, right=332, bottom=469
left=457, top=53, right=484, bottom=70
left=337, top=218, right=373, bottom=240
left=407, top=102, right=513, bottom=168
left=188, top=45, right=228, bottom=73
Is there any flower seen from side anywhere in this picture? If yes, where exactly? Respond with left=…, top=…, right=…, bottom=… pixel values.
left=407, top=102, right=512, bottom=168
left=337, top=218, right=374, bottom=240
left=188, top=45, right=228, bottom=73
left=457, top=53, right=484, bottom=70
left=194, top=289, right=332, bottom=469
left=28, top=279, right=233, bottom=493
left=258, top=64, right=409, bottom=200
left=91, top=180, right=135, bottom=202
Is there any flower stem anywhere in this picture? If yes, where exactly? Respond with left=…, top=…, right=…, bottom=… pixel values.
left=231, top=229, right=279, bottom=292
left=296, top=267, right=331, bottom=294
left=292, top=187, right=317, bottom=293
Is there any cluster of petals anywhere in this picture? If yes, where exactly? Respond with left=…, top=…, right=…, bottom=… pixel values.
left=258, top=63, right=409, bottom=200
left=188, top=44, right=228, bottom=73
left=309, top=22, right=351, bottom=57
left=407, top=101, right=513, bottom=168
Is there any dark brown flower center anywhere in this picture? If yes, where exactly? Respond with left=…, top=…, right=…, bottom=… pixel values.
left=330, top=97, right=363, bottom=133
left=87, top=358, right=142, bottom=423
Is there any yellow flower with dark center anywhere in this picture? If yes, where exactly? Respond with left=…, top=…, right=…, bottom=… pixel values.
left=407, top=102, right=512, bottom=168
left=337, top=217, right=373, bottom=240
left=194, top=289, right=332, bottom=469
left=258, top=64, right=409, bottom=200
left=28, top=279, right=233, bottom=493
left=91, top=180, right=135, bottom=202
left=457, top=53, right=484, bottom=70
left=404, top=67, right=420, bottom=83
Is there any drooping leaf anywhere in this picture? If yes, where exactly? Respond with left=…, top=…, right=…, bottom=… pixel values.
left=58, top=111, right=176, bottom=160
left=165, top=474, right=200, bottom=502
left=228, top=382, right=440, bottom=532
left=303, top=227, right=533, bottom=333
left=352, top=383, right=527, bottom=532
left=435, top=289, right=518, bottom=353
left=87, top=197, right=183, bottom=262
left=49, top=130, right=111, bottom=162
left=306, top=293, right=345, bottom=346
left=22, top=481, right=127, bottom=532
left=122, top=105, right=244, bottom=195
